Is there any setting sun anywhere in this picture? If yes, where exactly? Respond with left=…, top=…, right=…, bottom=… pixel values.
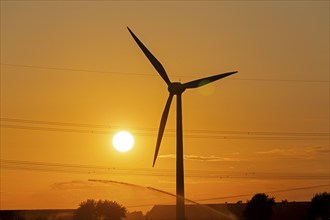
left=112, top=131, right=134, bottom=152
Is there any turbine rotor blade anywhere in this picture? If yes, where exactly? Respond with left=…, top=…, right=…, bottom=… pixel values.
left=153, top=93, right=174, bottom=167
left=183, top=71, right=238, bottom=89
left=127, top=27, right=171, bottom=85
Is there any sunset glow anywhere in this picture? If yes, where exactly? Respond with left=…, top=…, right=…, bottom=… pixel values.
left=0, top=0, right=329, bottom=217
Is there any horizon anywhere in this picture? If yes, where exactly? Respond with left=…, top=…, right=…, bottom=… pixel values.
left=0, top=199, right=321, bottom=220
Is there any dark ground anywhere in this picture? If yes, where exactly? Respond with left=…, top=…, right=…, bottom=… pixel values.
left=0, top=202, right=312, bottom=220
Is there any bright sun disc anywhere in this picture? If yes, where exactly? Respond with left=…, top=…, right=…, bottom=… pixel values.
left=112, top=131, right=134, bottom=152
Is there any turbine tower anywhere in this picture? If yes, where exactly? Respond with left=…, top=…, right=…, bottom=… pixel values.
left=128, top=27, right=237, bottom=220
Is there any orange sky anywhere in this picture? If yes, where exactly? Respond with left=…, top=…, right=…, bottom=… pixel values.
left=1, top=0, right=329, bottom=213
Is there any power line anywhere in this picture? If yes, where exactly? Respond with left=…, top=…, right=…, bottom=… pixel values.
left=232, top=78, right=330, bottom=83
left=0, top=159, right=173, bottom=177
left=2, top=117, right=328, bottom=136
left=2, top=124, right=328, bottom=141
left=1, top=63, right=151, bottom=76
left=67, top=180, right=330, bottom=209
left=1, top=118, right=328, bottom=141
left=1, top=63, right=329, bottom=83
left=1, top=159, right=328, bottom=180
left=1, top=117, right=113, bottom=129
left=0, top=63, right=184, bottom=78
left=89, top=179, right=329, bottom=207
left=196, top=184, right=330, bottom=202
left=126, top=183, right=330, bottom=208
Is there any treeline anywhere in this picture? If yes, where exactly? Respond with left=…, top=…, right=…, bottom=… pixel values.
left=0, top=192, right=329, bottom=220
left=243, top=192, right=329, bottom=220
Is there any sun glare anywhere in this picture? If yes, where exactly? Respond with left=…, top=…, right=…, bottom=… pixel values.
left=112, top=131, right=134, bottom=152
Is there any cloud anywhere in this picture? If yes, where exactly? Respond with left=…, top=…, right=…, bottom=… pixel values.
left=256, top=145, right=329, bottom=159
left=50, top=180, right=102, bottom=190
left=158, top=154, right=241, bottom=162
left=312, top=145, right=330, bottom=153
left=49, top=180, right=145, bottom=201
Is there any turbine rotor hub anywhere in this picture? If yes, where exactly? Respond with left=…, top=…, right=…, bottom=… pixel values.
left=168, top=82, right=185, bottom=94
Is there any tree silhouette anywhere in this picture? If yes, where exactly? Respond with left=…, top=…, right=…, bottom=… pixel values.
left=243, top=193, right=275, bottom=220
left=73, top=199, right=126, bottom=220
left=96, top=200, right=126, bottom=220
left=308, top=192, right=330, bottom=220
left=74, top=199, right=98, bottom=220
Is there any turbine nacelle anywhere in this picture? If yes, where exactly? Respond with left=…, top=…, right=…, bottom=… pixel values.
left=168, top=82, right=186, bottom=94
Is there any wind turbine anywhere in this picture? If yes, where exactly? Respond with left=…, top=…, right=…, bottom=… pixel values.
left=128, top=27, right=237, bottom=220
